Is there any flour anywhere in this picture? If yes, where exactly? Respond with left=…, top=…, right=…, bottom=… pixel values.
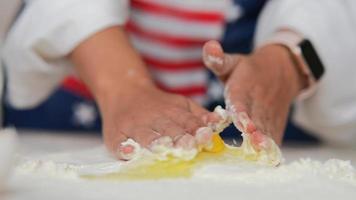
left=0, top=128, right=18, bottom=187
left=11, top=133, right=356, bottom=200
left=17, top=160, right=80, bottom=179
left=16, top=152, right=356, bottom=187
left=195, top=158, right=356, bottom=186
left=10, top=105, right=356, bottom=187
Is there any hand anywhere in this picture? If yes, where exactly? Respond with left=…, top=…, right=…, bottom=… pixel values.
left=202, top=41, right=306, bottom=149
left=70, top=26, right=220, bottom=160
left=99, top=84, right=219, bottom=160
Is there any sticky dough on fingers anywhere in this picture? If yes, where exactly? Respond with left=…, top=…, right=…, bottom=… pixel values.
left=116, top=106, right=283, bottom=166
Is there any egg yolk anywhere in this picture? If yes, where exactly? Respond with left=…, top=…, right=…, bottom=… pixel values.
left=202, top=133, right=225, bottom=153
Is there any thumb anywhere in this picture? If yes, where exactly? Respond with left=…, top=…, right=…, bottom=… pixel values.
left=202, top=40, right=242, bottom=82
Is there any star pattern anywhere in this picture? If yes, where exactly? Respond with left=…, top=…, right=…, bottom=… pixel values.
left=72, top=102, right=97, bottom=128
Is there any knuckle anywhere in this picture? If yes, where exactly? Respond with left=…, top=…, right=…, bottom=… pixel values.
left=183, top=118, right=202, bottom=133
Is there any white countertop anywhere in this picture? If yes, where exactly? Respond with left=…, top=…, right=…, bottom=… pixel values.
left=2, top=130, right=356, bottom=200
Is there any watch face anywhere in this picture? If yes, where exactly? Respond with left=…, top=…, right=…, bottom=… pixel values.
left=299, top=40, right=325, bottom=80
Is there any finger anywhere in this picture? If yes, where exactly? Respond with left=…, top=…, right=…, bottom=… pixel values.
left=226, top=88, right=271, bottom=149
left=129, top=127, right=162, bottom=148
left=202, top=40, right=224, bottom=72
left=195, top=127, right=214, bottom=147
left=117, top=137, right=142, bottom=161
left=187, top=98, right=209, bottom=118
left=104, top=130, right=127, bottom=153
left=149, top=136, right=174, bottom=154
left=150, top=136, right=174, bottom=147
left=202, top=112, right=221, bottom=126
left=226, top=83, right=277, bottom=142
left=104, top=130, right=139, bottom=161
left=202, top=105, right=233, bottom=132
left=169, top=111, right=204, bottom=135
left=174, top=134, right=197, bottom=150
left=250, top=130, right=272, bottom=151
left=249, top=97, right=286, bottom=145
left=225, top=89, right=251, bottom=130
left=151, top=118, right=188, bottom=142
left=237, top=112, right=257, bottom=133
left=202, top=40, right=241, bottom=81
left=227, top=92, right=273, bottom=150
left=152, top=117, right=197, bottom=150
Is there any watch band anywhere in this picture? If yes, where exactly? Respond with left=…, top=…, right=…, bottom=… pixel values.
left=299, top=39, right=325, bottom=81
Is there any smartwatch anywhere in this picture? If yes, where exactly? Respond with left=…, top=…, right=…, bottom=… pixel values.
left=299, top=39, right=325, bottom=81
left=262, top=31, right=325, bottom=99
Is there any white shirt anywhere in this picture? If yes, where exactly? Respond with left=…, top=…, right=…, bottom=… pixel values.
left=2, top=0, right=356, bottom=146
left=254, top=0, right=356, bottom=146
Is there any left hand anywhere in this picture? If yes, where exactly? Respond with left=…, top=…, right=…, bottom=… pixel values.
left=202, top=41, right=306, bottom=149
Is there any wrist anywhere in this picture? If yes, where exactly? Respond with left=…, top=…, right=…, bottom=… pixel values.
left=95, top=77, right=156, bottom=115
left=255, top=44, right=307, bottom=99
left=258, top=30, right=322, bottom=100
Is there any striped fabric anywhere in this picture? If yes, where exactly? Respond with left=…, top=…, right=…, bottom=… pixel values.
left=127, top=0, right=232, bottom=104
left=62, top=0, right=237, bottom=104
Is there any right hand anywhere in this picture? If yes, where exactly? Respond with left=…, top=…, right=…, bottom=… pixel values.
left=99, top=84, right=219, bottom=160
left=202, top=41, right=305, bottom=149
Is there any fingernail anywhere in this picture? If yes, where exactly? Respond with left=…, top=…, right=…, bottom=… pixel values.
left=117, top=146, right=134, bottom=161
left=120, top=145, right=134, bottom=154
left=174, top=134, right=197, bottom=150
left=195, top=127, right=214, bottom=147
left=117, top=139, right=141, bottom=161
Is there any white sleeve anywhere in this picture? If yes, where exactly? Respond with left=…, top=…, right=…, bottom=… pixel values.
left=2, top=0, right=129, bottom=109
left=254, top=0, right=356, bottom=146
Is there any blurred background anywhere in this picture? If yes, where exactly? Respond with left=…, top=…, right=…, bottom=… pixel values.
left=0, top=0, right=319, bottom=143
left=0, top=0, right=21, bottom=128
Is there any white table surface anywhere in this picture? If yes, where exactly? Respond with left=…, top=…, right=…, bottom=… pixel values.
left=2, top=130, right=356, bottom=200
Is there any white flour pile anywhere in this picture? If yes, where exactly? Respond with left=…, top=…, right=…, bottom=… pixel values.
left=195, top=158, right=356, bottom=185
left=0, top=128, right=17, bottom=188
left=15, top=147, right=356, bottom=187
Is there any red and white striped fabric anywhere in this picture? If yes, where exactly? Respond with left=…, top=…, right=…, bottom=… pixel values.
left=62, top=0, right=233, bottom=104
left=127, top=0, right=232, bottom=104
